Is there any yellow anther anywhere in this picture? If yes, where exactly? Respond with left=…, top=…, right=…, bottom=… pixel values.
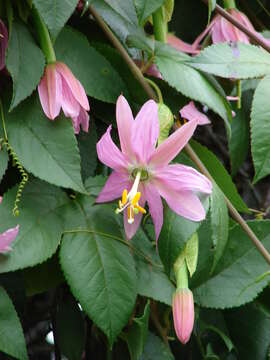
left=127, top=206, right=134, bottom=224
left=118, top=200, right=122, bottom=209
left=122, top=189, right=128, bottom=205
left=135, top=204, right=146, bottom=214
left=131, top=192, right=141, bottom=206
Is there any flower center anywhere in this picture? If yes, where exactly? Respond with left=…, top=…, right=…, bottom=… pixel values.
left=115, top=170, right=146, bottom=224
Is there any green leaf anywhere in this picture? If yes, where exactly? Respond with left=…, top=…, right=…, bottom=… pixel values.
left=0, top=179, right=71, bottom=273
left=229, top=105, right=249, bottom=176
left=60, top=198, right=137, bottom=346
left=126, top=29, right=155, bottom=53
left=91, top=0, right=138, bottom=45
left=155, top=45, right=231, bottom=135
left=132, top=228, right=175, bottom=306
left=189, top=43, right=270, bottom=79
left=0, top=148, right=8, bottom=183
left=225, top=302, right=270, bottom=359
left=191, top=140, right=249, bottom=213
left=251, top=75, right=270, bottom=183
left=122, top=301, right=150, bottom=360
left=6, top=21, right=45, bottom=110
left=56, top=295, right=86, bottom=360
left=134, top=0, right=165, bottom=25
left=77, top=122, right=97, bottom=182
left=210, top=183, right=229, bottom=272
left=0, top=286, right=28, bottom=360
left=5, top=94, right=86, bottom=193
left=55, top=27, right=129, bottom=103
left=193, top=220, right=270, bottom=308
left=23, top=255, right=64, bottom=296
left=158, top=198, right=209, bottom=275
left=84, top=175, right=107, bottom=196
left=32, top=0, right=78, bottom=39
left=140, top=332, right=174, bottom=360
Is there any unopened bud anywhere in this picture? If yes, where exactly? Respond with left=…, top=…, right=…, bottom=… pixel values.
left=158, top=103, right=174, bottom=145
left=172, top=288, right=194, bottom=345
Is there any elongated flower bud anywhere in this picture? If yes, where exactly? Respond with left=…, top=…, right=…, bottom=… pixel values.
left=172, top=288, right=194, bottom=344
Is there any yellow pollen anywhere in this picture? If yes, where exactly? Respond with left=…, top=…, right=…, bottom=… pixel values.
left=131, top=192, right=141, bottom=206
left=135, top=204, right=146, bottom=214
left=122, top=189, right=128, bottom=205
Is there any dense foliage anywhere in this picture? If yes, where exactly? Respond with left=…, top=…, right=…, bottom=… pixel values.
left=0, top=0, right=270, bottom=359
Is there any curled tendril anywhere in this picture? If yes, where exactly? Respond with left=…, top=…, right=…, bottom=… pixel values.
left=0, top=139, right=28, bottom=216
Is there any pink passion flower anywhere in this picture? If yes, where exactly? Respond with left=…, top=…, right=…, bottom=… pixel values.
left=38, top=62, right=90, bottom=134
left=0, top=197, right=19, bottom=253
left=173, top=288, right=194, bottom=344
left=193, top=9, right=270, bottom=48
left=96, top=95, right=212, bottom=241
left=0, top=19, right=8, bottom=71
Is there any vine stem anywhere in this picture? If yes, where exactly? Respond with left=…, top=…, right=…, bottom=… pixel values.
left=88, top=5, right=270, bottom=266
left=202, top=0, right=270, bottom=53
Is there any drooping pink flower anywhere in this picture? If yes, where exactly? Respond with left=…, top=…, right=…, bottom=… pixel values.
left=172, top=288, right=194, bottom=344
left=180, top=101, right=211, bottom=126
left=38, top=62, right=90, bottom=134
left=0, top=196, right=19, bottom=253
left=167, top=34, right=200, bottom=55
left=193, top=9, right=270, bottom=49
left=96, top=95, right=212, bottom=241
left=0, top=20, right=8, bottom=71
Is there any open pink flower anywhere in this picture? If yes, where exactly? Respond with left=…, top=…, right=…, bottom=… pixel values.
left=38, top=62, right=90, bottom=134
left=96, top=95, right=212, bottom=241
left=0, top=197, right=19, bottom=253
left=180, top=101, right=211, bottom=126
left=173, top=288, right=194, bottom=344
left=0, top=20, right=8, bottom=71
left=193, top=9, right=270, bottom=49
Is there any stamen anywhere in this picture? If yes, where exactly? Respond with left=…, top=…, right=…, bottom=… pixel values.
left=131, top=192, right=141, bottom=206
left=128, top=206, right=134, bottom=224
left=122, top=189, right=128, bottom=205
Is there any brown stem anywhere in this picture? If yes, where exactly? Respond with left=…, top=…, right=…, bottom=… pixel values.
left=88, top=5, right=270, bottom=266
left=201, top=0, right=270, bottom=53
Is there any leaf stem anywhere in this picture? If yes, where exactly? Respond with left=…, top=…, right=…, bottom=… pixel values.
left=145, top=78, right=163, bottom=103
left=202, top=0, right=270, bottom=52
left=88, top=5, right=270, bottom=266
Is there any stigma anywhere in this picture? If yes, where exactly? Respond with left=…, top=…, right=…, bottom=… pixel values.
left=115, top=170, right=146, bottom=224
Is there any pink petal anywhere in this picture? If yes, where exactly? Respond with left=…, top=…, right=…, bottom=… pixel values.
left=124, top=187, right=145, bottom=240
left=55, top=62, right=89, bottom=111
left=0, top=225, right=19, bottom=253
left=173, top=288, right=194, bottom=344
left=96, top=171, right=130, bottom=203
left=0, top=20, right=8, bottom=71
left=116, top=95, right=134, bottom=160
left=61, top=77, right=81, bottom=118
left=143, top=183, right=163, bottom=242
left=149, top=120, right=197, bottom=168
left=146, top=64, right=163, bottom=79
left=192, top=20, right=215, bottom=49
left=168, top=34, right=200, bottom=54
left=155, top=178, right=206, bottom=221
left=155, top=164, right=212, bottom=194
left=211, top=16, right=227, bottom=43
left=72, top=107, right=89, bottom=134
left=180, top=101, right=211, bottom=125
left=96, top=125, right=128, bottom=171
left=38, top=64, right=62, bottom=120
left=0, top=196, right=2, bottom=204
left=132, top=100, right=159, bottom=164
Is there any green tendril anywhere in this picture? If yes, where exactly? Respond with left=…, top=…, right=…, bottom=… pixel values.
left=1, top=140, right=28, bottom=216
left=0, top=100, right=28, bottom=216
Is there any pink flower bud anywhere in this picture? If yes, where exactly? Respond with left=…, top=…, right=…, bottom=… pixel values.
left=0, top=19, right=8, bottom=71
left=38, top=62, right=90, bottom=134
left=172, top=288, right=194, bottom=344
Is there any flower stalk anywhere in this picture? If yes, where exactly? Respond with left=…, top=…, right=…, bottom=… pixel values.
left=32, top=6, right=56, bottom=63
left=152, top=6, right=167, bottom=43
left=223, top=0, right=236, bottom=9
